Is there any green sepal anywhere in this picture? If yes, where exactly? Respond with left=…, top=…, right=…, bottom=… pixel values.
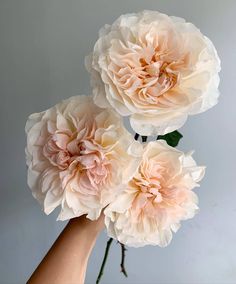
left=157, top=130, right=183, bottom=147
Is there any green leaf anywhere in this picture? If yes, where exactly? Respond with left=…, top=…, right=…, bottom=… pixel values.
left=157, top=130, right=183, bottom=147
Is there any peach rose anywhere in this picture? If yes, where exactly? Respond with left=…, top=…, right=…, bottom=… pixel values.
left=25, top=95, right=142, bottom=221
left=104, top=141, right=205, bottom=247
left=86, top=10, right=220, bottom=135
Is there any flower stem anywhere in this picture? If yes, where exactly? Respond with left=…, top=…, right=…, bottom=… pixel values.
left=134, top=133, right=140, bottom=141
left=141, top=136, right=147, bottom=142
left=96, top=238, right=113, bottom=284
left=119, top=242, right=128, bottom=277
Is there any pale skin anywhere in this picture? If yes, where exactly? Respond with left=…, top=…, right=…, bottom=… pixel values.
left=27, top=214, right=105, bottom=284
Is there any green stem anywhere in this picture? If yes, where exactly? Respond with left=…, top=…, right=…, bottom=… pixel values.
left=141, top=136, right=147, bottom=142
left=96, top=238, right=113, bottom=284
left=119, top=242, right=128, bottom=277
left=134, top=133, right=140, bottom=141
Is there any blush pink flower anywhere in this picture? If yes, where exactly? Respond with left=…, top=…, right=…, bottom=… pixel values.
left=25, top=95, right=142, bottom=221
left=86, top=10, right=220, bottom=136
left=104, top=141, right=205, bottom=247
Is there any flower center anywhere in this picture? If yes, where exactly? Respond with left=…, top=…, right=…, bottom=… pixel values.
left=138, top=55, right=179, bottom=97
left=130, top=161, right=167, bottom=214
left=43, top=135, right=71, bottom=170
left=136, top=176, right=163, bottom=204
left=43, top=131, right=111, bottom=189
left=112, top=43, right=180, bottom=107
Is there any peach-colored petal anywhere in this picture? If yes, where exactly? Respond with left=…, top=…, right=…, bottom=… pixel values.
left=105, top=140, right=205, bottom=247
left=25, top=95, right=143, bottom=221
left=86, top=10, right=220, bottom=135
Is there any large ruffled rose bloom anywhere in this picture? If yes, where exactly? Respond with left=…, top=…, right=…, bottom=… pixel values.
left=86, top=10, right=220, bottom=135
left=25, top=95, right=142, bottom=221
left=104, top=141, right=205, bottom=247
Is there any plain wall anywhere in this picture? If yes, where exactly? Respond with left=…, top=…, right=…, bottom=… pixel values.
left=1, top=0, right=236, bottom=283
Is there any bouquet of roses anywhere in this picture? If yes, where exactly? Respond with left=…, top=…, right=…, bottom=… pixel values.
left=25, top=10, right=220, bottom=283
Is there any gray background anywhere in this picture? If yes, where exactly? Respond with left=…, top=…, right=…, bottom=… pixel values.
left=0, top=0, right=235, bottom=283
